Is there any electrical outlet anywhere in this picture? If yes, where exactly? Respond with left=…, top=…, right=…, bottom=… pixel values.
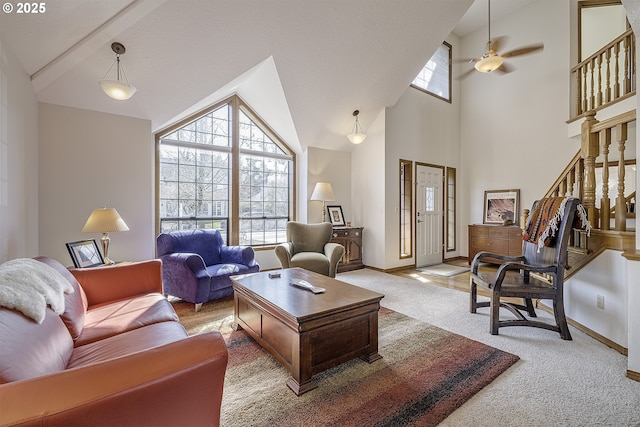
left=597, top=294, right=605, bottom=310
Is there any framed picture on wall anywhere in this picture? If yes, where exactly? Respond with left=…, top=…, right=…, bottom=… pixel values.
left=483, top=189, right=520, bottom=225
left=66, top=239, right=105, bottom=268
left=326, top=205, right=346, bottom=227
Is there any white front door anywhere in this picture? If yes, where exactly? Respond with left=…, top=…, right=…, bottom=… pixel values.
left=416, top=164, right=443, bottom=267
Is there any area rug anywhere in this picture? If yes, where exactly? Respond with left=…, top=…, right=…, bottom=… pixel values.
left=418, top=263, right=470, bottom=277
left=173, top=298, right=519, bottom=427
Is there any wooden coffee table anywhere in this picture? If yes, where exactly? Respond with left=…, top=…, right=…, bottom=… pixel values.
left=231, top=268, right=384, bottom=395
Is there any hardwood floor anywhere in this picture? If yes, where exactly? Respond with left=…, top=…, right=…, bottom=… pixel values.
left=390, top=258, right=496, bottom=299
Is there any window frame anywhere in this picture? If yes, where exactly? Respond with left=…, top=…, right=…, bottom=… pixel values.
left=155, top=95, right=296, bottom=248
left=410, top=41, right=452, bottom=103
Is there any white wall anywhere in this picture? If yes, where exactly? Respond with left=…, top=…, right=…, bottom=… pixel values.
left=306, top=146, right=351, bottom=224
left=384, top=34, right=463, bottom=268
left=0, top=36, right=39, bottom=262
left=38, top=104, right=154, bottom=265
left=460, top=0, right=578, bottom=257
left=566, top=250, right=628, bottom=347
left=351, top=109, right=386, bottom=269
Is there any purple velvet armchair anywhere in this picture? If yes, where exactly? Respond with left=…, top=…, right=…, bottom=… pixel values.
left=157, top=229, right=259, bottom=311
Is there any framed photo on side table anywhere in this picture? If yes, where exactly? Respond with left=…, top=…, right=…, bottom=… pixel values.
left=326, top=205, right=346, bottom=227
left=483, top=189, right=520, bottom=225
left=66, top=239, right=105, bottom=268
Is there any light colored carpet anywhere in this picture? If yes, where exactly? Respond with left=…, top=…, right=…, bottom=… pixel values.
left=336, top=268, right=640, bottom=426
left=418, top=263, right=470, bottom=277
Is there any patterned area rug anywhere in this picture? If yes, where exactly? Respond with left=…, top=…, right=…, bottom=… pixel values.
left=418, top=263, right=470, bottom=277
left=173, top=298, right=519, bottom=427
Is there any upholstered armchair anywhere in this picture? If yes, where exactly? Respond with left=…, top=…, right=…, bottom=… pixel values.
left=157, top=229, right=259, bottom=311
left=275, top=221, right=345, bottom=278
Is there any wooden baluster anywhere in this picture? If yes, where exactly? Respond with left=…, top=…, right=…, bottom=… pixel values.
left=576, top=158, right=584, bottom=202
left=614, top=42, right=621, bottom=99
left=624, top=34, right=631, bottom=95
left=605, top=47, right=612, bottom=103
left=596, top=54, right=603, bottom=107
left=582, top=66, right=588, bottom=114
left=568, top=167, right=575, bottom=197
left=600, top=128, right=611, bottom=230
left=615, top=122, right=628, bottom=231
left=560, top=178, right=567, bottom=197
left=589, top=58, right=596, bottom=110
left=581, top=111, right=599, bottom=228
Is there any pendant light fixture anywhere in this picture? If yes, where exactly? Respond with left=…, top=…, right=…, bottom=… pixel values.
left=347, top=110, right=366, bottom=144
left=99, top=42, right=137, bottom=100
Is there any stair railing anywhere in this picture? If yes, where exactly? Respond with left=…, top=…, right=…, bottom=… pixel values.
left=571, top=29, right=635, bottom=119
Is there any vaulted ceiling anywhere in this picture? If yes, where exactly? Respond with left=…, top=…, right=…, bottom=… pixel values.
left=0, top=0, right=537, bottom=153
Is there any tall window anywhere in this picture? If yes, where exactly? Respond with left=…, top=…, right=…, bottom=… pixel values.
left=157, top=96, right=294, bottom=246
left=411, top=41, right=451, bottom=103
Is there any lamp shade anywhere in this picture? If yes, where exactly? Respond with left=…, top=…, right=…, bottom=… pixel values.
left=474, top=54, right=504, bottom=73
left=82, top=208, right=129, bottom=233
left=99, top=80, right=137, bottom=100
left=347, top=132, right=367, bottom=144
left=310, top=182, right=335, bottom=201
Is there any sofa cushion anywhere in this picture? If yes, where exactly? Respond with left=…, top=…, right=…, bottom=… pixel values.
left=75, top=294, right=179, bottom=346
left=0, top=307, right=73, bottom=384
left=36, top=256, right=88, bottom=341
left=67, top=321, right=188, bottom=369
left=290, top=252, right=330, bottom=275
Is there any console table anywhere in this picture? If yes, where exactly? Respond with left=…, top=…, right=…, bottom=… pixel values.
left=331, top=226, right=364, bottom=272
left=468, top=224, right=523, bottom=264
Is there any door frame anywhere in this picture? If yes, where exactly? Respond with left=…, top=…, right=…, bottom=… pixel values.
left=414, top=162, right=445, bottom=267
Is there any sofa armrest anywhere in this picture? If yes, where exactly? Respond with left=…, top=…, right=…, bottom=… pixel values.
left=275, top=243, right=293, bottom=268
left=0, top=332, right=228, bottom=427
left=324, top=242, right=346, bottom=277
left=71, top=260, right=163, bottom=306
left=220, top=245, right=257, bottom=267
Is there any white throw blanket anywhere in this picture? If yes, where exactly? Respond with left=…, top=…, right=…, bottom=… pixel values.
left=0, top=258, right=74, bottom=323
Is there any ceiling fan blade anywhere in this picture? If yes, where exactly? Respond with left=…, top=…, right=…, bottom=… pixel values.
left=501, top=43, right=544, bottom=58
left=455, top=68, right=476, bottom=80
left=489, top=36, right=508, bottom=53
left=454, top=58, right=478, bottom=64
left=494, top=62, right=514, bottom=74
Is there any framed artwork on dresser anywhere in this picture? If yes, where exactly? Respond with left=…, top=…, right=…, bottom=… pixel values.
left=483, top=189, right=520, bottom=225
left=327, top=205, right=346, bottom=227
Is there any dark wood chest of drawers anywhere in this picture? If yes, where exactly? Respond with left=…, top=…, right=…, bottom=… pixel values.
left=331, top=227, right=364, bottom=273
left=468, top=224, right=523, bottom=264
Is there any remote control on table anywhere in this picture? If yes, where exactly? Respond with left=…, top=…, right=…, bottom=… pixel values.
left=289, top=278, right=325, bottom=294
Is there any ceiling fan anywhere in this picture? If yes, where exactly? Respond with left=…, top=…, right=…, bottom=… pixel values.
left=458, top=0, right=543, bottom=78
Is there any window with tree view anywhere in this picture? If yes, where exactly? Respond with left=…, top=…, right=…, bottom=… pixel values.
left=157, top=96, right=294, bottom=246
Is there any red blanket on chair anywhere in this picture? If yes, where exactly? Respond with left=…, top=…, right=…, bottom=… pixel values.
left=523, top=197, right=590, bottom=250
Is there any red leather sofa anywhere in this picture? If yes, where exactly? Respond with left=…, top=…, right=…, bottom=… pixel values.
left=0, top=257, right=228, bottom=427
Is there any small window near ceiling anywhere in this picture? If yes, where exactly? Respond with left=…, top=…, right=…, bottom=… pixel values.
left=411, top=41, right=451, bottom=103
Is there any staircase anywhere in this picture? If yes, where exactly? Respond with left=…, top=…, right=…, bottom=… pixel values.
left=542, top=109, right=637, bottom=279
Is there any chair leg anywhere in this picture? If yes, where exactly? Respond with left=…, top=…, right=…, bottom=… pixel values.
left=490, top=291, right=501, bottom=335
left=470, top=278, right=478, bottom=313
left=553, top=298, right=572, bottom=340
left=524, top=298, right=537, bottom=317
left=195, top=302, right=203, bottom=313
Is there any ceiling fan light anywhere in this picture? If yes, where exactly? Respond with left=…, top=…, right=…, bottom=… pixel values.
left=99, top=79, right=137, bottom=100
left=474, top=55, right=504, bottom=73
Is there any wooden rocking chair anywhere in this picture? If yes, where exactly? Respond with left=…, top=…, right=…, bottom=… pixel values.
left=470, top=198, right=582, bottom=340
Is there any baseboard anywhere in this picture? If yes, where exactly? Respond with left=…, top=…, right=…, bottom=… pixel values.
left=538, top=301, right=628, bottom=356
left=626, top=370, right=640, bottom=382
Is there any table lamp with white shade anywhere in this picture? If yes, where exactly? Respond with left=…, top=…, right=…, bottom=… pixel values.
left=310, top=182, right=335, bottom=223
left=82, top=208, right=129, bottom=265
